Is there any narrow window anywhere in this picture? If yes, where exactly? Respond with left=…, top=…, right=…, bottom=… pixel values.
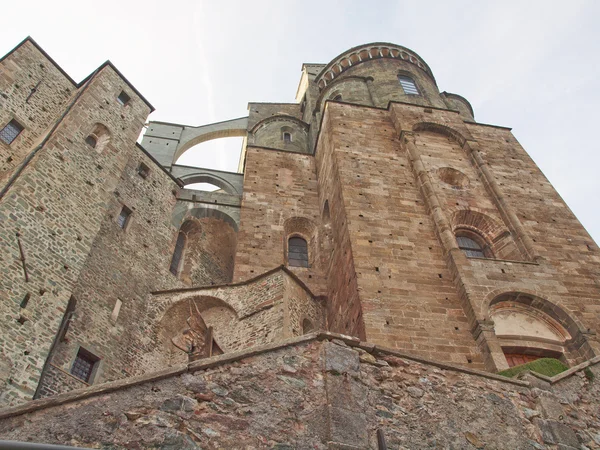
left=117, top=91, right=131, bottom=106
left=137, top=162, right=150, bottom=179
left=398, top=75, right=419, bottom=95
left=456, top=234, right=488, bottom=258
left=302, top=318, right=315, bottom=334
left=70, top=348, right=99, bottom=383
left=85, top=135, right=97, bottom=148
left=288, top=236, right=308, bottom=268
left=283, top=132, right=292, bottom=143
left=117, top=206, right=132, bottom=229
left=0, top=119, right=24, bottom=145
left=170, top=231, right=186, bottom=275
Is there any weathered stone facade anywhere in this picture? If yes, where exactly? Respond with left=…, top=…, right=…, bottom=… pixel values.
left=1, top=37, right=600, bottom=448
left=1, top=334, right=599, bottom=449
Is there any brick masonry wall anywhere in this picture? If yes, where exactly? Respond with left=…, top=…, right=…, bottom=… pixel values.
left=0, top=40, right=75, bottom=186
left=0, top=61, right=151, bottom=406
left=316, top=102, right=481, bottom=366
left=234, top=147, right=325, bottom=295
left=0, top=337, right=598, bottom=449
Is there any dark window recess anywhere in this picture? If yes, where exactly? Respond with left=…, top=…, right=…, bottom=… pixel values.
left=85, top=135, right=97, bottom=148
left=283, top=132, right=292, bottom=143
left=0, top=119, right=24, bottom=144
left=117, top=91, right=131, bottom=106
left=70, top=348, right=99, bottom=383
left=457, top=235, right=486, bottom=258
left=117, top=206, right=132, bottom=229
left=398, top=75, right=419, bottom=95
left=288, top=237, right=308, bottom=268
left=137, top=162, right=150, bottom=179
left=169, top=231, right=186, bottom=275
left=333, top=94, right=342, bottom=101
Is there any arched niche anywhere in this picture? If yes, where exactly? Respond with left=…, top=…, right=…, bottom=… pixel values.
left=487, top=292, right=595, bottom=367
left=157, top=297, right=238, bottom=364
left=173, top=214, right=238, bottom=286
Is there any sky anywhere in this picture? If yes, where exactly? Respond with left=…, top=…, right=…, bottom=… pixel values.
left=2, top=0, right=600, bottom=242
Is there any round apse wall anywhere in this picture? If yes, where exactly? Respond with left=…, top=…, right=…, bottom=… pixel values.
left=437, top=167, right=470, bottom=189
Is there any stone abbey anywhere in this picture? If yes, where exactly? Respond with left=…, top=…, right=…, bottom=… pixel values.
left=0, top=38, right=599, bottom=448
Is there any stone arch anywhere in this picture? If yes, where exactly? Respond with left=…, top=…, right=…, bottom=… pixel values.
left=316, top=42, right=436, bottom=90
left=180, top=205, right=239, bottom=232
left=283, top=217, right=318, bottom=268
left=483, top=290, right=595, bottom=366
left=179, top=172, right=239, bottom=195
left=412, top=121, right=467, bottom=147
left=172, top=117, right=248, bottom=164
left=157, top=296, right=239, bottom=364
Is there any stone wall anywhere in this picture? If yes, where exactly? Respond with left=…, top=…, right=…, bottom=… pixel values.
left=0, top=334, right=598, bottom=449
left=36, top=148, right=183, bottom=398
left=0, top=39, right=75, bottom=186
left=234, top=146, right=325, bottom=295
left=0, top=48, right=152, bottom=406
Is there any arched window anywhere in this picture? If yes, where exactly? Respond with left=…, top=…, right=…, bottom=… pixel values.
left=169, top=231, right=186, bottom=275
left=333, top=94, right=342, bottom=101
left=456, top=230, right=491, bottom=258
left=87, top=123, right=111, bottom=153
left=283, top=131, right=292, bottom=143
left=288, top=236, right=308, bottom=268
left=398, top=75, right=419, bottom=95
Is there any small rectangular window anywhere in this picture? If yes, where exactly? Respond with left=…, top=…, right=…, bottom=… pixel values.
left=117, top=91, right=131, bottom=106
left=0, top=119, right=24, bottom=145
left=137, top=162, right=150, bottom=179
left=398, top=75, right=419, bottom=95
left=70, top=348, right=99, bottom=383
left=117, top=205, right=132, bottom=229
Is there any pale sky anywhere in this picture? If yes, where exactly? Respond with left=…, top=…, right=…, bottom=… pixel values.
left=2, top=0, right=600, bottom=243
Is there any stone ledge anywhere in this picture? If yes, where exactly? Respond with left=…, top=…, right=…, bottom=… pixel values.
left=1, top=331, right=597, bottom=421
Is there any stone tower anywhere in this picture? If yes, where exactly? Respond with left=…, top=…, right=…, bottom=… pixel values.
left=0, top=38, right=599, bottom=410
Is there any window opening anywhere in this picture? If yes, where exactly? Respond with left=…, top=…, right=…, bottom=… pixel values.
left=137, top=162, right=150, bottom=179
left=288, top=236, right=308, bottom=268
left=117, top=206, right=132, bottom=229
left=70, top=348, right=99, bottom=383
left=333, top=94, right=342, bottom=101
left=456, top=234, right=487, bottom=258
left=398, top=75, right=419, bottom=95
left=117, top=91, right=130, bottom=106
left=170, top=231, right=186, bottom=275
left=283, top=132, right=292, bottom=143
left=85, top=135, right=97, bottom=148
left=0, top=119, right=24, bottom=144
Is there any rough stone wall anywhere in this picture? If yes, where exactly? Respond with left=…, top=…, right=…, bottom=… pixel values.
left=0, top=60, right=151, bottom=406
left=316, top=102, right=481, bottom=366
left=234, top=147, right=325, bottom=295
left=283, top=271, right=324, bottom=337
left=178, top=217, right=237, bottom=286
left=36, top=150, right=183, bottom=398
left=1, top=336, right=598, bottom=449
left=250, top=118, right=310, bottom=154
left=0, top=40, right=75, bottom=186
left=247, top=102, right=302, bottom=130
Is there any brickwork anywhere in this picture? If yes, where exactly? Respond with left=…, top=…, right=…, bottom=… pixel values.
left=234, top=147, right=325, bottom=295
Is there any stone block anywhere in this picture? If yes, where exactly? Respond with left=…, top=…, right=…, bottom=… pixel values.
left=323, top=341, right=360, bottom=376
